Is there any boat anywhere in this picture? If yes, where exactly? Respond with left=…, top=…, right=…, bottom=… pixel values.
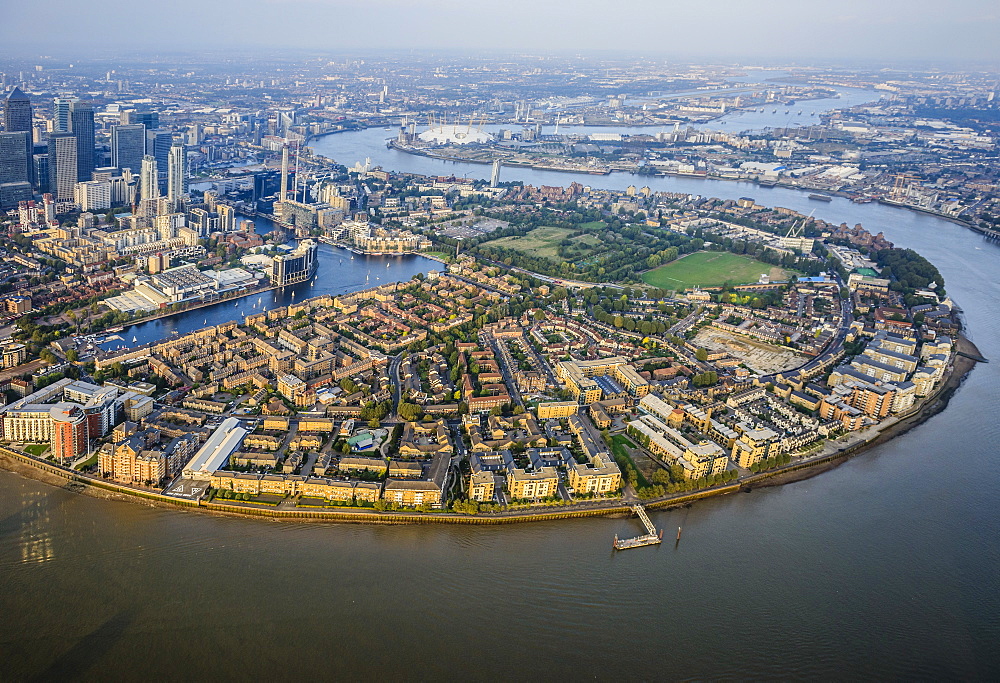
left=131, top=336, right=137, bottom=343
left=808, top=193, right=833, bottom=202
left=204, top=319, right=207, bottom=325
left=853, top=196, right=873, bottom=204
left=106, top=327, right=124, bottom=333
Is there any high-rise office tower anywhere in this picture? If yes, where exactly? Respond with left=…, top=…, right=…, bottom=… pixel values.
left=4, top=87, right=33, bottom=183
left=0, top=132, right=30, bottom=183
left=145, top=129, right=172, bottom=189
left=47, top=132, right=78, bottom=201
left=0, top=131, right=32, bottom=208
left=32, top=153, right=48, bottom=192
left=69, top=100, right=95, bottom=181
left=122, top=110, right=159, bottom=129
left=52, top=97, right=76, bottom=133
left=3, top=86, right=32, bottom=132
left=111, top=123, right=145, bottom=173
left=166, top=143, right=187, bottom=212
left=490, top=159, right=502, bottom=188
left=140, top=154, right=159, bottom=202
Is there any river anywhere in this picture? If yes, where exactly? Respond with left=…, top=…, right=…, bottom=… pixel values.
left=2, top=89, right=999, bottom=680
left=102, top=243, right=440, bottom=350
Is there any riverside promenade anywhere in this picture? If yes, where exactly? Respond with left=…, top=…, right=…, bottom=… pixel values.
left=0, top=332, right=979, bottom=526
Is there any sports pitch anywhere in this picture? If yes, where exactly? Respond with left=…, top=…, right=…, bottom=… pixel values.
left=641, top=251, right=794, bottom=290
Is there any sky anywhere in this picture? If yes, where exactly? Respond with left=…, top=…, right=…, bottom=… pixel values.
left=3, top=0, right=1000, bottom=64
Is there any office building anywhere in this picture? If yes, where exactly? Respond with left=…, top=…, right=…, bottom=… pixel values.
left=145, top=129, right=172, bottom=188
left=166, top=143, right=187, bottom=212
left=3, top=86, right=32, bottom=133
left=69, top=100, right=95, bottom=181
left=0, top=132, right=30, bottom=184
left=140, top=155, right=159, bottom=201
left=32, top=154, right=48, bottom=192
left=270, top=239, right=317, bottom=286
left=52, top=97, right=76, bottom=133
left=123, top=110, right=159, bottom=129
left=0, top=181, right=31, bottom=209
left=47, top=132, right=78, bottom=202
left=111, top=123, right=145, bottom=173
left=3, top=88, right=33, bottom=183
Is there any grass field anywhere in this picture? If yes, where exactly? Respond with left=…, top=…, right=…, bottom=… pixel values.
left=642, top=251, right=794, bottom=290
left=422, top=251, right=453, bottom=262
left=484, top=226, right=597, bottom=261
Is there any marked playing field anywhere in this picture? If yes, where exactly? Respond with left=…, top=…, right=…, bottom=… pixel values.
left=642, top=251, right=793, bottom=290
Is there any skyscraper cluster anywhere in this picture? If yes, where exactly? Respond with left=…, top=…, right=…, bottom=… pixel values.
left=0, top=87, right=33, bottom=208
left=1, top=86, right=187, bottom=212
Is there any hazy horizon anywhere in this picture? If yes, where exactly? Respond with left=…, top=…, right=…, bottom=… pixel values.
left=2, top=0, right=999, bottom=64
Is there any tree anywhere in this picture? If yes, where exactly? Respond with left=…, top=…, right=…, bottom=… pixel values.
left=398, top=402, right=424, bottom=421
left=695, top=347, right=708, bottom=362
left=65, top=349, right=79, bottom=363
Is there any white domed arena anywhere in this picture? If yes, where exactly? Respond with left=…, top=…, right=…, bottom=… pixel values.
left=418, top=124, right=494, bottom=145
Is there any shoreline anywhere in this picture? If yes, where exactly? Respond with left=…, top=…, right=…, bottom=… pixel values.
left=378, top=139, right=984, bottom=234
left=0, top=335, right=980, bottom=525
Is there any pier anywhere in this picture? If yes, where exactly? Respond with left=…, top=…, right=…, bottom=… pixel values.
left=613, top=504, right=662, bottom=550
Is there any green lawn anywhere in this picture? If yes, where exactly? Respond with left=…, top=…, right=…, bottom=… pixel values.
left=483, top=225, right=576, bottom=260
left=74, top=454, right=98, bottom=470
left=642, top=251, right=794, bottom=290
left=24, top=444, right=49, bottom=457
left=422, top=251, right=453, bottom=262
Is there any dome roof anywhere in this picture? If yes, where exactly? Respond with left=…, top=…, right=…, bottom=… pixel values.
left=418, top=124, right=493, bottom=145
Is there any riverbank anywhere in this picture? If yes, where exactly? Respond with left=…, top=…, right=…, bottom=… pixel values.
left=0, top=334, right=979, bottom=525
left=386, top=139, right=612, bottom=176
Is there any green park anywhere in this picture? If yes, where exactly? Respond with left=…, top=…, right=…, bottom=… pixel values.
left=641, top=251, right=795, bottom=290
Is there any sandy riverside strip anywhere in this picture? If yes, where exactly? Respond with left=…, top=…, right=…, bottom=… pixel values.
left=0, top=335, right=982, bottom=525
